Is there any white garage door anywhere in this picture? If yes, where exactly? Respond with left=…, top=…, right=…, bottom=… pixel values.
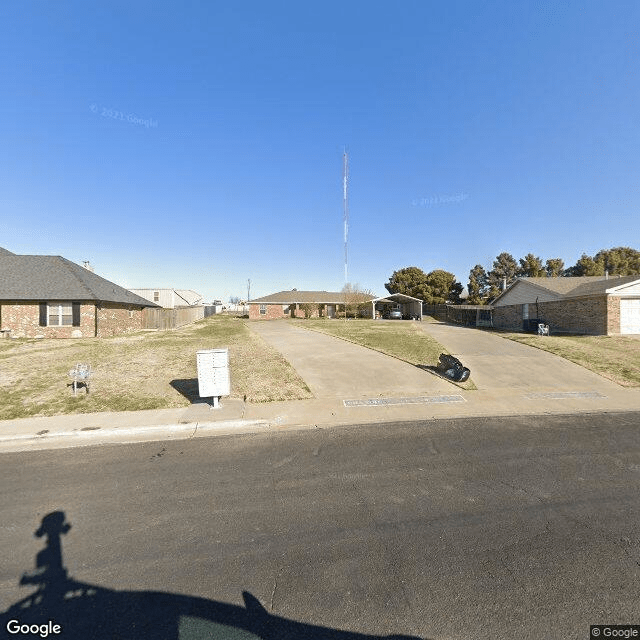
left=620, top=299, right=640, bottom=334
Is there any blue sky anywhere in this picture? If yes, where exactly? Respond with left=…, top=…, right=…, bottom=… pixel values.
left=2, top=1, right=639, bottom=301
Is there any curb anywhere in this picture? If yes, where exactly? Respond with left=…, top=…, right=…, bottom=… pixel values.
left=0, top=419, right=271, bottom=449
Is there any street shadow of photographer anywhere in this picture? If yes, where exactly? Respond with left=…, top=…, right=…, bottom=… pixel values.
left=1, top=511, right=427, bottom=640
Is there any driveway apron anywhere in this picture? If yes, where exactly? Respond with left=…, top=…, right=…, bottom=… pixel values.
left=417, top=322, right=621, bottom=392
left=248, top=321, right=453, bottom=399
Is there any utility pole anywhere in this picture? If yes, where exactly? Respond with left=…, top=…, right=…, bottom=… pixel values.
left=342, top=149, right=349, bottom=322
left=343, top=149, right=349, bottom=285
left=247, top=279, right=251, bottom=303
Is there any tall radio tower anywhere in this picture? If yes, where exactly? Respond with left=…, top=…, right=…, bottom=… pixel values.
left=343, top=149, right=349, bottom=284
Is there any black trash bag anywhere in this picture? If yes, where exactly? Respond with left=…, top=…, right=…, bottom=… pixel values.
left=437, top=353, right=471, bottom=382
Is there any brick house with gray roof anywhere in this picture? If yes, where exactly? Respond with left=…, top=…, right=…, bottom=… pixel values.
left=249, top=290, right=375, bottom=320
left=0, top=248, right=159, bottom=338
left=491, top=275, right=640, bottom=335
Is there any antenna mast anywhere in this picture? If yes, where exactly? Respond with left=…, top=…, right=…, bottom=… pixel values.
left=343, top=149, right=348, bottom=284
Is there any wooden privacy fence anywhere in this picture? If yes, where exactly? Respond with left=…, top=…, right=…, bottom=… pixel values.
left=421, top=304, right=448, bottom=321
left=421, top=303, right=493, bottom=326
left=142, top=305, right=205, bottom=330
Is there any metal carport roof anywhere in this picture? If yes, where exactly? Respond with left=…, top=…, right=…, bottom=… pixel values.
left=370, top=293, right=424, bottom=304
left=370, top=293, right=423, bottom=319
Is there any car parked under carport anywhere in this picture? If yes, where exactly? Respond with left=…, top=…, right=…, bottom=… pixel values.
left=371, top=293, right=423, bottom=320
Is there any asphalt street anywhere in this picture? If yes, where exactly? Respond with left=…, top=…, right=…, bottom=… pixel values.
left=1, top=412, right=640, bottom=639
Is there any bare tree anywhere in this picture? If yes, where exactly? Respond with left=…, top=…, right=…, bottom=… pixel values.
left=341, top=283, right=375, bottom=318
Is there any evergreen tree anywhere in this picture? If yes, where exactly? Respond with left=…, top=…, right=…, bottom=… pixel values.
left=385, top=267, right=431, bottom=300
left=425, top=269, right=462, bottom=304
left=486, top=252, right=519, bottom=300
left=518, top=253, right=545, bottom=277
left=593, top=247, right=640, bottom=275
left=565, top=254, right=605, bottom=276
left=544, top=258, right=564, bottom=277
left=467, top=264, right=488, bottom=304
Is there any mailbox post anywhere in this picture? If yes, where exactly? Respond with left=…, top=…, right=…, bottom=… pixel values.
left=196, top=348, right=230, bottom=408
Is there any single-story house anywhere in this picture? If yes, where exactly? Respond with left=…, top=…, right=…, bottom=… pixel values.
left=249, top=290, right=376, bottom=320
left=0, top=248, right=159, bottom=338
left=491, top=275, right=640, bottom=335
left=128, top=288, right=203, bottom=308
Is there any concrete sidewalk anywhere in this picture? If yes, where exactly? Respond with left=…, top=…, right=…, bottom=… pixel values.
left=1, top=384, right=639, bottom=454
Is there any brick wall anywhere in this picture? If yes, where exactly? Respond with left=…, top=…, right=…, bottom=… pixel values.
left=0, top=302, right=95, bottom=338
left=492, top=304, right=522, bottom=330
left=493, top=295, right=610, bottom=335
left=607, top=296, right=621, bottom=334
left=0, top=301, right=146, bottom=338
left=249, top=302, right=344, bottom=320
left=249, top=303, right=290, bottom=320
left=96, top=303, right=144, bottom=337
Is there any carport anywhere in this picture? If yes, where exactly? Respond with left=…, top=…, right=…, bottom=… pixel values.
left=370, top=293, right=423, bottom=320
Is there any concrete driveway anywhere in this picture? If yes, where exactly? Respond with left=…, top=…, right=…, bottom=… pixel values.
left=418, top=322, right=621, bottom=392
left=248, top=320, right=453, bottom=399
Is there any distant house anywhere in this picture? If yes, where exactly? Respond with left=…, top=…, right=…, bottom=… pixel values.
left=491, top=275, right=640, bottom=335
left=0, top=248, right=158, bottom=338
left=127, top=288, right=203, bottom=309
left=249, top=290, right=376, bottom=320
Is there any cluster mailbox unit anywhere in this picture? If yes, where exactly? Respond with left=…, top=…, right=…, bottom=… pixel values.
left=196, top=348, right=230, bottom=408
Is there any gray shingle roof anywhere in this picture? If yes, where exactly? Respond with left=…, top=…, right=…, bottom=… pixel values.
left=492, top=275, right=640, bottom=304
left=525, top=275, right=639, bottom=296
left=250, top=290, right=376, bottom=304
left=0, top=247, right=15, bottom=256
left=0, top=255, right=158, bottom=306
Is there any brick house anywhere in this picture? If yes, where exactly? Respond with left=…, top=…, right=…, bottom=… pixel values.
left=0, top=248, right=159, bottom=338
left=491, top=275, right=640, bottom=335
left=249, top=290, right=375, bottom=320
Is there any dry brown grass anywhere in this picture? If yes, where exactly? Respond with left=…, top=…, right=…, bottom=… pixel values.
left=498, top=332, right=640, bottom=387
left=0, top=316, right=312, bottom=420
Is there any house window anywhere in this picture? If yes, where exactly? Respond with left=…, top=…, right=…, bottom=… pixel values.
left=259, top=305, right=267, bottom=315
left=153, top=291, right=160, bottom=303
left=129, top=309, right=135, bottom=318
left=522, top=303, right=529, bottom=319
left=48, top=303, right=73, bottom=326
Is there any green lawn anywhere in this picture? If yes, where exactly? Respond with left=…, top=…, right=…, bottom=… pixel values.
left=296, top=318, right=476, bottom=389
left=0, top=316, right=312, bottom=420
left=496, top=332, right=640, bottom=387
